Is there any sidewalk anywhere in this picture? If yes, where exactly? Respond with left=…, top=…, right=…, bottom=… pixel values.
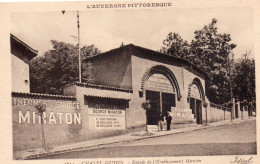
left=14, top=117, right=255, bottom=160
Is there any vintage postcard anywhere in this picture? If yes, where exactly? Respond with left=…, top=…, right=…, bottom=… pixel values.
left=0, top=0, right=259, bottom=164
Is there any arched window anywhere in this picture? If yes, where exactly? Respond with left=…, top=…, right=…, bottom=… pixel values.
left=188, top=78, right=205, bottom=124
left=140, top=65, right=181, bottom=100
left=141, top=65, right=180, bottom=125
left=145, top=73, right=175, bottom=93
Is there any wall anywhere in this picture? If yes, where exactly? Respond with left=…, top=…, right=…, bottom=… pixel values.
left=207, top=105, right=231, bottom=122
left=11, top=55, right=30, bottom=93
left=13, top=94, right=131, bottom=152
left=12, top=94, right=87, bottom=151
left=63, top=84, right=76, bottom=96
left=90, top=50, right=132, bottom=89
left=237, top=102, right=249, bottom=119
left=205, top=102, right=250, bottom=123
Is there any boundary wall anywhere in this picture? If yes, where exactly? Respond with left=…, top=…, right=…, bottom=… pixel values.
left=12, top=91, right=250, bottom=151
left=12, top=92, right=129, bottom=151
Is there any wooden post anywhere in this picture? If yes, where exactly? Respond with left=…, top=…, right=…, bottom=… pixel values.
left=222, top=107, right=225, bottom=120
left=205, top=105, right=208, bottom=125
left=237, top=101, right=241, bottom=119
left=146, top=109, right=148, bottom=132
left=242, top=101, right=244, bottom=119
left=233, top=98, right=236, bottom=118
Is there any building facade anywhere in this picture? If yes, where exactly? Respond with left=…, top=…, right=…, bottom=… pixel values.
left=10, top=34, right=38, bottom=93
left=64, top=44, right=211, bottom=129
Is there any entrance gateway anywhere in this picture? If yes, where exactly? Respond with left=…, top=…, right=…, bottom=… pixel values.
left=145, top=73, right=176, bottom=125
left=189, top=81, right=203, bottom=124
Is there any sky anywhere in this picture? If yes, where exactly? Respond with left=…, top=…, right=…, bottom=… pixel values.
left=11, top=7, right=254, bottom=59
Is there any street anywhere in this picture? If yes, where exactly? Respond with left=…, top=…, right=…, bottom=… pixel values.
left=38, top=120, right=256, bottom=159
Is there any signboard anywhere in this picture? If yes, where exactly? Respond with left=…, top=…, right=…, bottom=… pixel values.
left=88, top=108, right=126, bottom=130
left=145, top=73, right=174, bottom=93
left=190, top=84, right=201, bottom=100
left=171, top=107, right=194, bottom=119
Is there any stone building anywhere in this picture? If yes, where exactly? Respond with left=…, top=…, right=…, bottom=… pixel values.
left=63, top=44, right=213, bottom=129
left=10, top=34, right=38, bottom=93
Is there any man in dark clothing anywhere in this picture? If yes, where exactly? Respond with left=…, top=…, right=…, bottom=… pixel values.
left=166, top=111, right=172, bottom=131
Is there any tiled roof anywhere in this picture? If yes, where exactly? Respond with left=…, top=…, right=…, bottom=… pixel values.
left=10, top=34, right=38, bottom=60
left=63, top=82, right=133, bottom=93
left=85, top=44, right=208, bottom=77
left=76, top=82, right=133, bottom=93
left=63, top=82, right=132, bottom=100
left=79, top=86, right=132, bottom=100
left=84, top=94, right=131, bottom=100
left=12, top=92, right=76, bottom=100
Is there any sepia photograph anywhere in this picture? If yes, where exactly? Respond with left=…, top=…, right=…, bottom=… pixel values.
left=0, top=0, right=259, bottom=163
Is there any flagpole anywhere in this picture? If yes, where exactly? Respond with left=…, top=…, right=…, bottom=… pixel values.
left=62, top=10, right=81, bottom=83
left=77, top=10, right=82, bottom=83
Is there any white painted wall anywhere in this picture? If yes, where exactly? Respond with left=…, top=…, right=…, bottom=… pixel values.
left=130, top=55, right=207, bottom=126
left=11, top=55, right=30, bottom=93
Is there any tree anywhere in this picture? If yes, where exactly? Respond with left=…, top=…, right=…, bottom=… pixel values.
left=160, top=19, right=237, bottom=104
left=141, top=100, right=151, bottom=133
left=233, top=51, right=255, bottom=115
left=29, top=40, right=101, bottom=94
left=160, top=32, right=190, bottom=59
left=189, top=18, right=236, bottom=104
left=34, top=103, right=47, bottom=150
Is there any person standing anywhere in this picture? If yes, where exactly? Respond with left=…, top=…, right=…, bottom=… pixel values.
left=157, top=112, right=164, bottom=131
left=166, top=111, right=172, bottom=131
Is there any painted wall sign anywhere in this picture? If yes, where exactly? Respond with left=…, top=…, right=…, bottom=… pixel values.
left=88, top=108, right=126, bottom=129
left=12, top=97, right=81, bottom=109
left=18, top=111, right=81, bottom=124
left=171, top=107, right=194, bottom=119
left=12, top=96, right=85, bottom=151
left=145, top=73, right=174, bottom=93
left=13, top=97, right=82, bottom=125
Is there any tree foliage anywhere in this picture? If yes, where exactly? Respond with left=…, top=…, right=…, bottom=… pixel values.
left=190, top=19, right=236, bottom=104
left=233, top=51, right=255, bottom=112
left=161, top=18, right=237, bottom=104
left=160, top=32, right=190, bottom=59
left=29, top=40, right=101, bottom=94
